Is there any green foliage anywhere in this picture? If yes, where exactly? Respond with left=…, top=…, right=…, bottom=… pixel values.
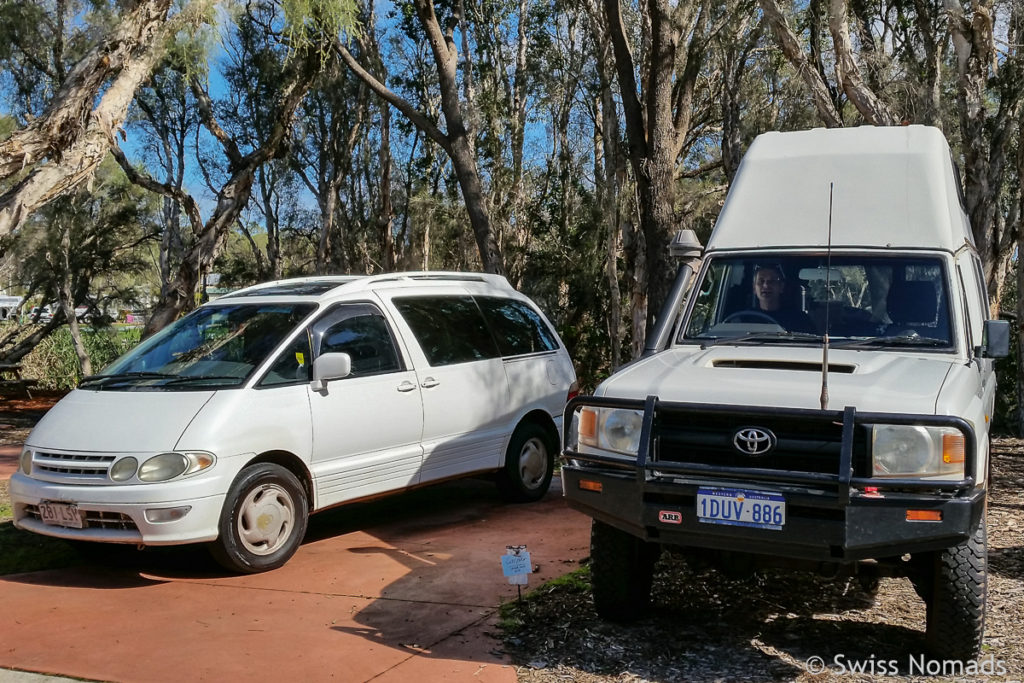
left=19, top=326, right=141, bottom=389
left=282, top=0, right=360, bottom=64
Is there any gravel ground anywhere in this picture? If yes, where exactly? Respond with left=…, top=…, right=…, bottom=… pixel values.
left=501, top=440, right=1024, bottom=682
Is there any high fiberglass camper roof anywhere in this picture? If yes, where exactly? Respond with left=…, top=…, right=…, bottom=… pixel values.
left=707, top=126, right=974, bottom=253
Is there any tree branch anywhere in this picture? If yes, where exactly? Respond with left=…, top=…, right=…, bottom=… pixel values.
left=334, top=40, right=452, bottom=154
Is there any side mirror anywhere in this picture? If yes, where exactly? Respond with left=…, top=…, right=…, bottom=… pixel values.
left=978, top=319, right=1010, bottom=359
left=311, top=352, right=352, bottom=391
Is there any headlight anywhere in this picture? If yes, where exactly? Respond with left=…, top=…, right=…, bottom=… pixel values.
left=110, top=456, right=139, bottom=482
left=138, top=452, right=215, bottom=482
left=20, top=449, right=32, bottom=475
left=871, top=425, right=965, bottom=479
left=578, top=407, right=644, bottom=455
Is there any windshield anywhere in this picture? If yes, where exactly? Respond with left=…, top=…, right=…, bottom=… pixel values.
left=84, top=303, right=316, bottom=390
left=680, top=254, right=953, bottom=349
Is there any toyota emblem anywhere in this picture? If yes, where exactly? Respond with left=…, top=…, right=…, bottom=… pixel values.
left=733, top=427, right=776, bottom=456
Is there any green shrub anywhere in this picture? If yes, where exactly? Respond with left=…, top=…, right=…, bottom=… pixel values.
left=18, top=326, right=141, bottom=390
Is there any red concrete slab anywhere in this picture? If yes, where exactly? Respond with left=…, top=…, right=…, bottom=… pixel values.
left=0, top=477, right=590, bottom=682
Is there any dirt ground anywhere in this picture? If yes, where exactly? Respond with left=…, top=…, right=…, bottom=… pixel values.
left=502, top=441, right=1024, bottom=682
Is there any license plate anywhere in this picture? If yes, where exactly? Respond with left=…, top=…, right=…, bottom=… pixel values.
left=696, top=487, right=785, bottom=530
left=39, top=501, right=84, bottom=529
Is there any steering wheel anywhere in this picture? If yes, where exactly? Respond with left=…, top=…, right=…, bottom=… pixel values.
left=722, top=310, right=781, bottom=326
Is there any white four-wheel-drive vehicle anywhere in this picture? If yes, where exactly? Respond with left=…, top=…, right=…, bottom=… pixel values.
left=562, top=126, right=1009, bottom=662
left=12, top=272, right=577, bottom=572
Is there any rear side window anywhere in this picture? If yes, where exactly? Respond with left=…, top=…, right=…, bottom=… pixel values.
left=475, top=296, right=559, bottom=356
left=393, top=296, right=500, bottom=366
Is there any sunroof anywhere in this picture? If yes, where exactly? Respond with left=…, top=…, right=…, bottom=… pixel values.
left=225, top=278, right=359, bottom=298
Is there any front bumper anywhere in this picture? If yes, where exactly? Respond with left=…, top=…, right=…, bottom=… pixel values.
left=562, top=396, right=985, bottom=562
left=10, top=472, right=226, bottom=545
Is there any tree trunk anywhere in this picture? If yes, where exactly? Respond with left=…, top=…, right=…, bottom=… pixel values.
left=0, top=0, right=174, bottom=238
left=828, top=0, right=898, bottom=125
left=55, top=225, right=91, bottom=378
left=758, top=0, right=844, bottom=128
left=412, top=0, right=503, bottom=275
left=141, top=54, right=320, bottom=337
left=379, top=100, right=396, bottom=270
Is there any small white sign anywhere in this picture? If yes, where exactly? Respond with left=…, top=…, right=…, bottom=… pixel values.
left=502, top=546, right=531, bottom=585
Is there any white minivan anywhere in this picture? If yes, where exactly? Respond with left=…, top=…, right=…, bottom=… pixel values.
left=12, top=272, right=577, bottom=572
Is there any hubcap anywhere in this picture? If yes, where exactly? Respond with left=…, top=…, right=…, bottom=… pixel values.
left=518, top=437, right=548, bottom=490
left=237, top=483, right=296, bottom=555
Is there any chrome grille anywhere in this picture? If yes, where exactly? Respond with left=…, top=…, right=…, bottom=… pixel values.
left=33, top=450, right=114, bottom=481
left=24, top=504, right=138, bottom=531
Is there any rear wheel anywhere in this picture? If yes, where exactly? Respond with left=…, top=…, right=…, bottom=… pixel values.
left=924, top=511, right=987, bottom=661
left=210, top=463, right=308, bottom=573
left=590, top=519, right=661, bottom=621
left=497, top=422, right=555, bottom=502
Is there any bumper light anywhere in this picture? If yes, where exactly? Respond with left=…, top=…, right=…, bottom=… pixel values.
left=145, top=506, right=192, bottom=523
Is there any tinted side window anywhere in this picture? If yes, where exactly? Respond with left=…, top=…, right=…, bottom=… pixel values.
left=313, top=304, right=403, bottom=377
left=476, top=296, right=558, bottom=356
left=393, top=296, right=500, bottom=366
left=260, top=331, right=312, bottom=386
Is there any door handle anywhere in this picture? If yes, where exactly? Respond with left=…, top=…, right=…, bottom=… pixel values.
left=420, top=377, right=440, bottom=388
left=397, top=381, right=417, bottom=392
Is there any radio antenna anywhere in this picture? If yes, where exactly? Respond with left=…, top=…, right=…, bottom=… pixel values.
left=820, top=183, right=834, bottom=411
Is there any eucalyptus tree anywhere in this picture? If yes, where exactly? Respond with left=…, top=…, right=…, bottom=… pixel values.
left=292, top=55, right=371, bottom=273
left=0, top=0, right=187, bottom=239
left=757, top=0, right=1024, bottom=306
left=596, top=0, right=739, bottom=351
left=113, top=0, right=354, bottom=335
left=0, top=157, right=157, bottom=373
left=133, top=64, right=197, bottom=303
left=336, top=0, right=504, bottom=274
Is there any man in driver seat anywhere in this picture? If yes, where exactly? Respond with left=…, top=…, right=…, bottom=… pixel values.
left=751, top=264, right=815, bottom=333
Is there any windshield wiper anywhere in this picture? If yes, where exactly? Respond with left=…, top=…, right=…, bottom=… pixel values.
left=698, top=332, right=823, bottom=349
left=79, top=371, right=182, bottom=388
left=830, top=334, right=949, bottom=349
left=163, top=374, right=244, bottom=385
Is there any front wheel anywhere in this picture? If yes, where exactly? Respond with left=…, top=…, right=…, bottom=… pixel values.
left=210, top=463, right=308, bottom=573
left=497, top=421, right=555, bottom=502
left=590, top=519, right=661, bottom=621
left=924, top=511, right=987, bottom=661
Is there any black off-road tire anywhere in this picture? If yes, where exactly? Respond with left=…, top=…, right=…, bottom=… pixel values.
left=497, top=421, right=555, bottom=503
left=590, top=519, right=661, bottom=621
left=210, top=463, right=309, bottom=574
left=924, top=511, right=987, bottom=662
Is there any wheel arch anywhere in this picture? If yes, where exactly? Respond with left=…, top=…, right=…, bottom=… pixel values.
left=244, top=451, right=314, bottom=511
left=513, top=409, right=559, bottom=454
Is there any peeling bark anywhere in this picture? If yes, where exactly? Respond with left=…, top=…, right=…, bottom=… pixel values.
left=758, top=0, right=843, bottom=128
left=828, top=0, right=898, bottom=125
left=0, top=0, right=174, bottom=237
